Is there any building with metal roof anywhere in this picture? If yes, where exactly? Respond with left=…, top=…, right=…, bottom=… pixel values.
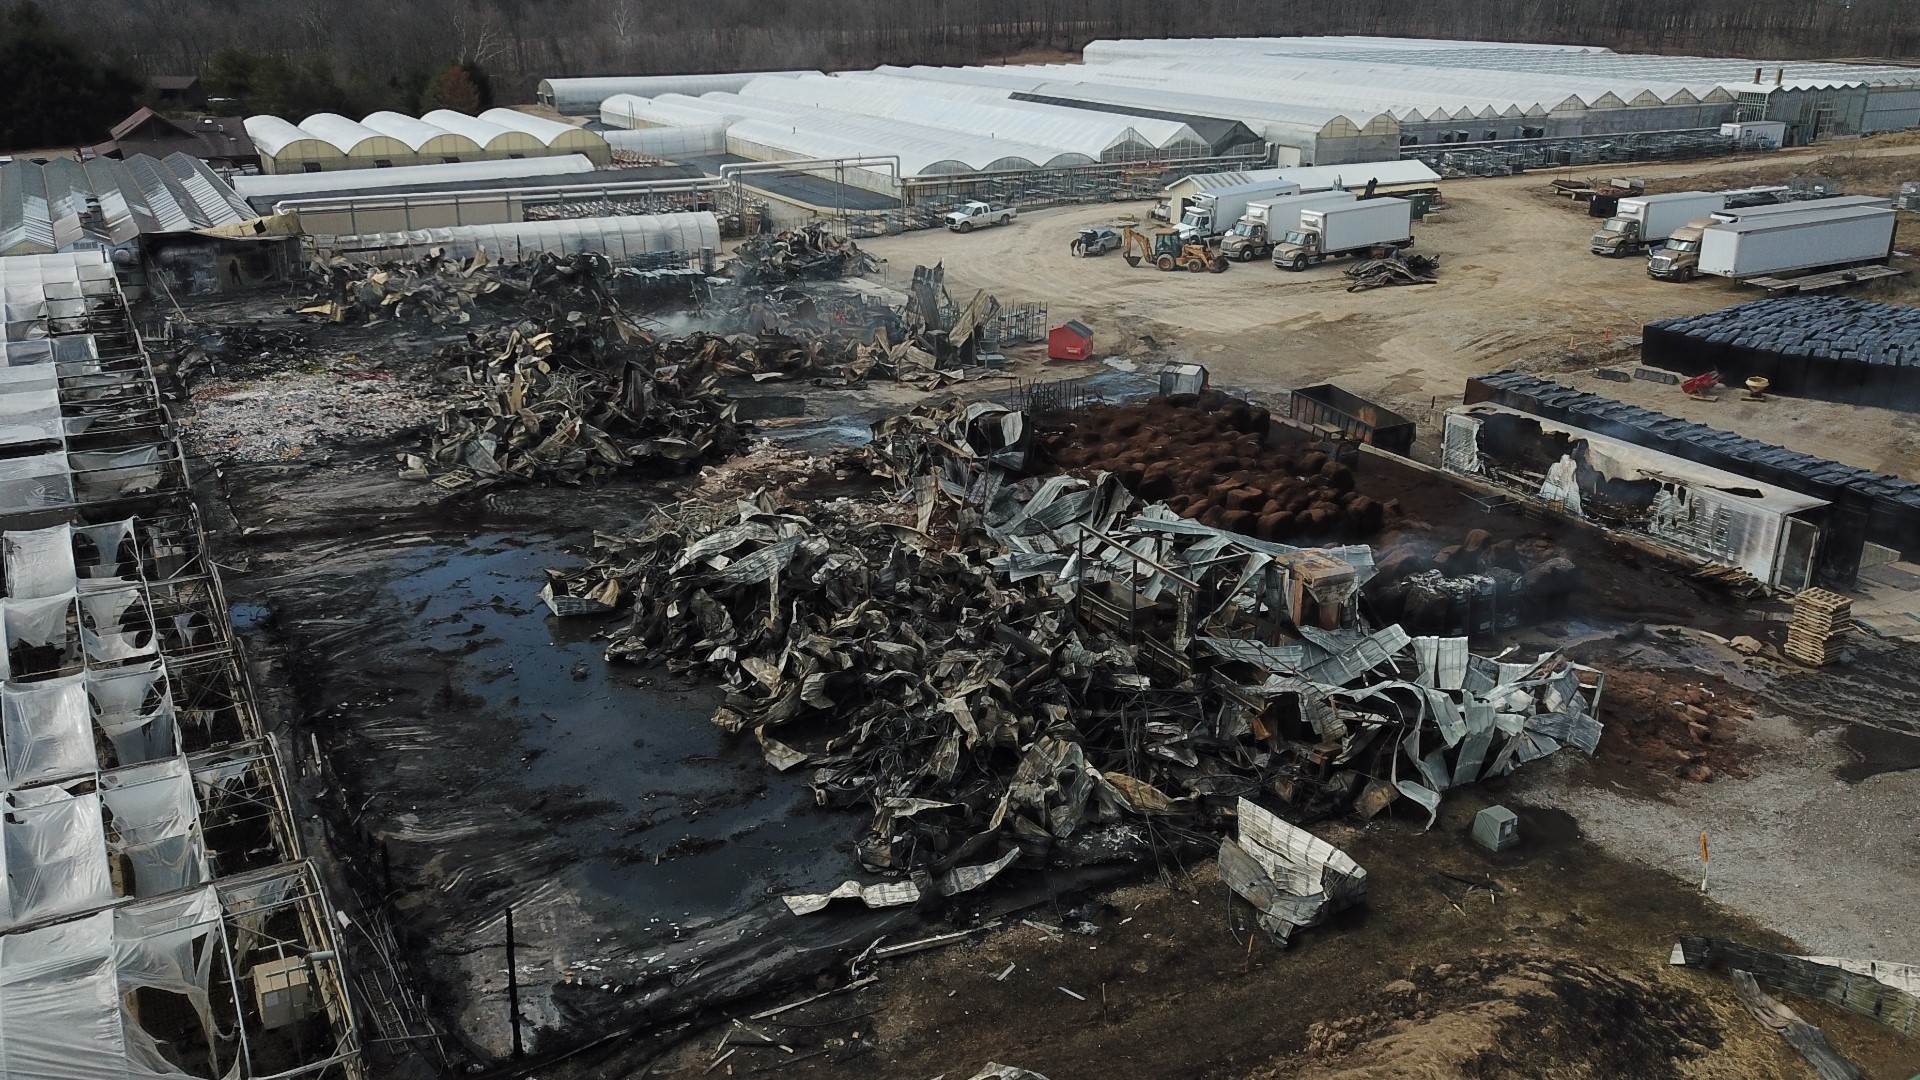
left=91, top=110, right=259, bottom=172
left=0, top=154, right=256, bottom=259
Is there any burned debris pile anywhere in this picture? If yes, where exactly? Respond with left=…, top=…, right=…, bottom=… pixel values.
left=731, top=225, right=877, bottom=285
left=1345, top=252, right=1440, bottom=291
left=301, top=249, right=639, bottom=326
left=1028, top=392, right=1397, bottom=544
left=546, top=394, right=1605, bottom=920
left=1365, top=529, right=1581, bottom=636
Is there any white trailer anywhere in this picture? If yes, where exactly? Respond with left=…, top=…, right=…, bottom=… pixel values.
left=1273, top=199, right=1414, bottom=270
left=1697, top=205, right=1897, bottom=280
left=1591, top=191, right=1727, bottom=255
left=1217, top=190, right=1357, bottom=261
left=1709, top=195, right=1891, bottom=224
left=1177, top=180, right=1301, bottom=239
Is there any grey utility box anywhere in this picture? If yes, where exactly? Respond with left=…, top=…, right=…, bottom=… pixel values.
left=1472, top=805, right=1520, bottom=852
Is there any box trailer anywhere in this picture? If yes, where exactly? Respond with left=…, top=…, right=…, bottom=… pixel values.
left=1694, top=205, right=1897, bottom=281
left=1289, top=384, right=1415, bottom=454
left=1176, top=180, right=1302, bottom=240
left=1648, top=196, right=1893, bottom=280
left=1273, top=199, right=1414, bottom=270
left=1591, top=191, right=1727, bottom=255
left=1217, top=191, right=1357, bottom=261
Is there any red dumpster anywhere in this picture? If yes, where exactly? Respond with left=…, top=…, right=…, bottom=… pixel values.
left=1048, top=320, right=1094, bottom=361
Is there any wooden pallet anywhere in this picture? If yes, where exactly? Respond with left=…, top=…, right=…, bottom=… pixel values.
left=1784, top=589, right=1853, bottom=665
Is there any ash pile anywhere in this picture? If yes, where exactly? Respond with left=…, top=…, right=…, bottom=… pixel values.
left=545, top=394, right=1604, bottom=929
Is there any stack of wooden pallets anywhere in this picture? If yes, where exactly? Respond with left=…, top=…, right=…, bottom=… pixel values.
left=1784, top=589, right=1852, bottom=666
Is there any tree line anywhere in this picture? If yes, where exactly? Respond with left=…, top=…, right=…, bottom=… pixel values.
left=8, top=0, right=1920, bottom=152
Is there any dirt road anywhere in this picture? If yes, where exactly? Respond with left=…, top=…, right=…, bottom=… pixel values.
left=859, top=140, right=1920, bottom=473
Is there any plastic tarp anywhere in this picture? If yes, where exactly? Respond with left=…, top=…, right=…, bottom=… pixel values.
left=1, top=784, right=111, bottom=929
left=99, top=759, right=209, bottom=899
left=2, top=675, right=93, bottom=787
left=0, top=886, right=225, bottom=1079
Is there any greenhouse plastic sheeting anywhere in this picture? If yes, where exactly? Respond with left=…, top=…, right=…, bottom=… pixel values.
left=236, top=154, right=595, bottom=202
left=2, top=675, right=94, bottom=787
left=319, top=211, right=721, bottom=263
left=99, top=759, right=209, bottom=899
left=0, top=784, right=111, bottom=928
left=0, top=886, right=224, bottom=1079
left=604, top=124, right=728, bottom=158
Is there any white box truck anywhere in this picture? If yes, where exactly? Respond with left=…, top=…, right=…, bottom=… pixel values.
left=1217, top=191, right=1357, bottom=261
left=1690, top=205, right=1897, bottom=281
left=1177, top=180, right=1301, bottom=240
left=1272, top=199, right=1414, bottom=270
left=1649, top=196, right=1893, bottom=280
left=1591, top=191, right=1727, bottom=255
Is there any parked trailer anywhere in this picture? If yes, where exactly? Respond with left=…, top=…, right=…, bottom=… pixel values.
left=1176, top=180, right=1301, bottom=240
left=1217, top=191, right=1357, bottom=262
left=1693, top=205, right=1897, bottom=281
left=1273, top=199, right=1414, bottom=271
left=1649, top=196, right=1893, bottom=281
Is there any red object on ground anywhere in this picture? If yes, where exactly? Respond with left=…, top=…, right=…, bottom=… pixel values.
left=1681, top=370, right=1721, bottom=396
left=1048, top=320, right=1095, bottom=361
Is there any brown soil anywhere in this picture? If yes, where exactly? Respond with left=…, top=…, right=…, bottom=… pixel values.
left=1584, top=663, right=1756, bottom=785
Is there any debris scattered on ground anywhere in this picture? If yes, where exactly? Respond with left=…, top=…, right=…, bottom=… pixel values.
left=1345, top=252, right=1440, bottom=291
left=1728, top=970, right=1870, bottom=1080
left=185, top=367, right=442, bottom=463
left=1675, top=936, right=1920, bottom=1041
left=1220, top=798, right=1367, bottom=944
left=731, top=225, right=877, bottom=285
left=967, top=1065, right=1053, bottom=1080
left=1365, top=529, right=1580, bottom=635
left=302, top=249, right=637, bottom=326
left=543, top=393, right=1604, bottom=913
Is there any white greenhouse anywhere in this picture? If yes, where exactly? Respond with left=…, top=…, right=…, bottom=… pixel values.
left=361, top=111, right=484, bottom=162
left=537, top=71, right=819, bottom=115
left=479, top=109, right=612, bottom=165
left=315, top=211, right=722, bottom=263
left=419, top=110, right=549, bottom=159
left=299, top=113, right=415, bottom=168
left=241, top=116, right=345, bottom=174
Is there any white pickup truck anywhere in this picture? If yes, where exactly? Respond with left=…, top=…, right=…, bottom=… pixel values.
left=944, top=201, right=1016, bottom=232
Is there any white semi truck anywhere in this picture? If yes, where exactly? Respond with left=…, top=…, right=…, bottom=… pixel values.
left=1272, top=199, right=1414, bottom=270
left=1176, top=180, right=1302, bottom=240
left=1591, top=192, right=1728, bottom=256
left=1648, top=196, right=1893, bottom=280
left=1216, top=191, right=1358, bottom=261
left=1670, top=204, right=1897, bottom=282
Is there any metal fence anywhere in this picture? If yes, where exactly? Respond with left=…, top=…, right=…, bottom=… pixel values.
left=1406, top=129, right=1742, bottom=177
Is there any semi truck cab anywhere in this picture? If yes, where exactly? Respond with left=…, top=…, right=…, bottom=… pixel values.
left=1591, top=217, right=1642, bottom=255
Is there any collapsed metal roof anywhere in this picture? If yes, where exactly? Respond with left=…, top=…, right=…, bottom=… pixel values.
left=0, top=154, right=256, bottom=257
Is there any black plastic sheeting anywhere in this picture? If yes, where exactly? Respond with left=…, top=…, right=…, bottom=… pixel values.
left=1465, top=371, right=1920, bottom=584
left=1643, top=297, right=1920, bottom=411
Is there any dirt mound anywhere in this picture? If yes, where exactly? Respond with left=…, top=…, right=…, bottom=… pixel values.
left=1241, top=954, right=1721, bottom=1080
left=1029, top=392, right=1401, bottom=544
left=1589, top=666, right=1753, bottom=783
